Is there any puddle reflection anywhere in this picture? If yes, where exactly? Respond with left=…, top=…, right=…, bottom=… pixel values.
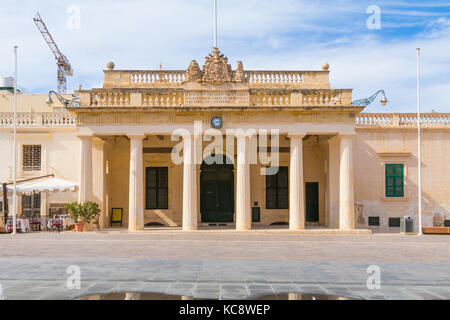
left=79, top=292, right=354, bottom=300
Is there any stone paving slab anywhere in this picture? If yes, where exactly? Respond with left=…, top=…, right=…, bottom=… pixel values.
left=0, top=233, right=449, bottom=300
left=1, top=258, right=449, bottom=300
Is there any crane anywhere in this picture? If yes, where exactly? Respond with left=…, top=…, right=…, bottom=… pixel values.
left=33, top=12, right=73, bottom=94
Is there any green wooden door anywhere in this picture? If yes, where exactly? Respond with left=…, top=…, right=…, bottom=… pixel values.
left=200, top=156, right=234, bottom=223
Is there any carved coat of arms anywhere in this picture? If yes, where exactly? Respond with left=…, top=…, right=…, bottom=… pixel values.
left=202, top=47, right=233, bottom=84
left=185, top=48, right=247, bottom=85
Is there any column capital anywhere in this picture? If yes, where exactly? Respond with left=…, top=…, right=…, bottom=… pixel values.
left=287, top=134, right=305, bottom=139
left=328, top=136, right=341, bottom=145
left=92, top=137, right=106, bottom=146
left=338, top=133, right=357, bottom=138
left=127, top=135, right=146, bottom=140
left=182, top=133, right=201, bottom=140
left=77, top=135, right=93, bottom=140
left=235, top=132, right=254, bottom=139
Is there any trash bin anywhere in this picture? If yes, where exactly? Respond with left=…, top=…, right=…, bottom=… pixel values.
left=401, top=216, right=414, bottom=233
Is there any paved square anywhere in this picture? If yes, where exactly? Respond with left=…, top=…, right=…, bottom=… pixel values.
left=0, top=231, right=449, bottom=300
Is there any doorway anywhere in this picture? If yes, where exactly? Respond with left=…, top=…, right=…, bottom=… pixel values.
left=200, top=155, right=234, bottom=223
left=305, top=182, right=319, bottom=223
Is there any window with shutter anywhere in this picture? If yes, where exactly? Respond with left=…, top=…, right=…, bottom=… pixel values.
left=266, top=167, right=289, bottom=209
left=23, top=145, right=41, bottom=171
left=385, top=164, right=404, bottom=197
left=146, top=167, right=169, bottom=209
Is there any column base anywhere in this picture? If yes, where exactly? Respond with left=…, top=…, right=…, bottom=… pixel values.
left=289, top=225, right=305, bottom=231
left=182, top=225, right=198, bottom=231
left=236, top=226, right=252, bottom=231
left=339, top=227, right=355, bottom=232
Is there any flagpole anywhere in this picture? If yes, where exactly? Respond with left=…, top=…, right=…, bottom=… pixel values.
left=213, top=0, right=217, bottom=48
left=416, top=48, right=422, bottom=236
left=12, top=45, right=18, bottom=235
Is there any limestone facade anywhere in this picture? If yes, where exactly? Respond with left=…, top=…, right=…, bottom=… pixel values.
left=0, top=48, right=449, bottom=233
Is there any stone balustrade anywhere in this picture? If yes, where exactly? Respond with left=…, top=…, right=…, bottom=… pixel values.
left=91, top=91, right=131, bottom=107
left=245, top=71, right=304, bottom=85
left=81, top=89, right=352, bottom=108
left=356, top=113, right=450, bottom=128
left=0, top=111, right=448, bottom=129
left=104, top=70, right=186, bottom=89
left=0, top=112, right=77, bottom=128
left=103, top=70, right=330, bottom=89
left=245, top=71, right=330, bottom=89
left=302, top=89, right=353, bottom=106
left=142, top=92, right=184, bottom=107
left=131, top=71, right=186, bottom=86
left=250, top=91, right=291, bottom=106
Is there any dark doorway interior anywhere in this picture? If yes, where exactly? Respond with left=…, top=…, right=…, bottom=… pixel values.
left=200, top=155, right=234, bottom=223
left=305, top=182, right=319, bottom=223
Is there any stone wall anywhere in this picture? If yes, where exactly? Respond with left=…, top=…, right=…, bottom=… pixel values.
left=354, top=128, right=450, bottom=232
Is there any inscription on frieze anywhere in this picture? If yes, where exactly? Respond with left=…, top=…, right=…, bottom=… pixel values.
left=184, top=91, right=249, bottom=106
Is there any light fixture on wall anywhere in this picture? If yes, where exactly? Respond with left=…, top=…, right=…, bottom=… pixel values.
left=352, top=90, right=388, bottom=107
left=46, top=95, right=53, bottom=105
left=46, top=90, right=80, bottom=107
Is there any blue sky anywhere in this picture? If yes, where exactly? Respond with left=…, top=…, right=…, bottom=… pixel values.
left=1, top=0, right=450, bottom=112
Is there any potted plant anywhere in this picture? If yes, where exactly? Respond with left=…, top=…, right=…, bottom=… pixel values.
left=65, top=201, right=100, bottom=232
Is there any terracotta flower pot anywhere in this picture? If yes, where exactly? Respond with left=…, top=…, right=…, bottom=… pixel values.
left=75, top=223, right=85, bottom=232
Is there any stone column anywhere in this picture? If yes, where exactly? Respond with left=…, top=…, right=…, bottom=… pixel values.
left=236, top=134, right=251, bottom=231
left=182, top=135, right=198, bottom=231
left=40, top=192, right=48, bottom=217
left=79, top=136, right=93, bottom=203
left=328, top=137, right=340, bottom=228
left=128, top=135, right=145, bottom=232
left=289, top=135, right=305, bottom=230
left=339, top=135, right=355, bottom=230
left=93, top=138, right=106, bottom=228
left=16, top=194, right=22, bottom=218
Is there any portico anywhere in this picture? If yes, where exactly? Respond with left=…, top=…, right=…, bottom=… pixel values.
left=76, top=131, right=357, bottom=232
left=69, top=48, right=363, bottom=233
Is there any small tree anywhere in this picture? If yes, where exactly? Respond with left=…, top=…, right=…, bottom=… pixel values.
left=65, top=201, right=100, bottom=224
left=82, top=201, right=100, bottom=224
left=65, top=202, right=82, bottom=222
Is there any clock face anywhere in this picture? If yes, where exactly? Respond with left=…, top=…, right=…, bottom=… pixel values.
left=211, top=116, right=223, bottom=129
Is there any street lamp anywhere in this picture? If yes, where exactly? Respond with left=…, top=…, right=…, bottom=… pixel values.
left=352, top=90, right=389, bottom=107
left=12, top=45, right=18, bottom=235
left=46, top=90, right=80, bottom=107
left=416, top=48, right=423, bottom=236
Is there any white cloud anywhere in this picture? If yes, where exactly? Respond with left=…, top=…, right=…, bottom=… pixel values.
left=0, top=0, right=449, bottom=112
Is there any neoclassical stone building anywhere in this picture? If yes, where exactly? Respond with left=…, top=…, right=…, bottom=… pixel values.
left=1, top=48, right=449, bottom=233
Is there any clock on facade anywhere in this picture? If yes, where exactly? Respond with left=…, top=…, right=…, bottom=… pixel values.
left=211, top=116, right=223, bottom=129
